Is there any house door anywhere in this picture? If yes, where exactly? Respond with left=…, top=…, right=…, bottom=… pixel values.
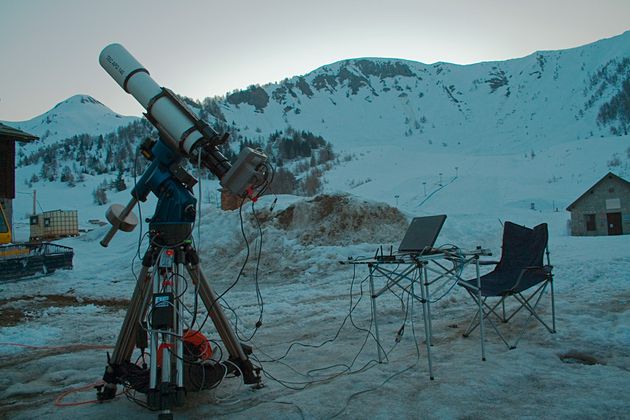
left=607, top=212, right=623, bottom=235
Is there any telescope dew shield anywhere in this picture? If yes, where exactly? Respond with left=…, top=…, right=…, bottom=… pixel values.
left=99, top=43, right=205, bottom=154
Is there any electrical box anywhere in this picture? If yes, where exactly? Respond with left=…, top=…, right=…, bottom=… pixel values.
left=151, top=293, right=174, bottom=330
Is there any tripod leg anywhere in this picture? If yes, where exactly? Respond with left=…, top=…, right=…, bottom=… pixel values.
left=185, top=264, right=246, bottom=358
left=184, top=256, right=260, bottom=385
left=174, top=257, right=185, bottom=402
left=147, top=248, right=184, bottom=412
left=99, top=263, right=153, bottom=399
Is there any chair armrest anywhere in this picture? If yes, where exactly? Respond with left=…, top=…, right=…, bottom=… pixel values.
left=510, top=265, right=553, bottom=291
left=523, top=265, right=553, bottom=274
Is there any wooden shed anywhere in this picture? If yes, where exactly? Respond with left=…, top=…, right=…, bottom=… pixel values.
left=566, top=172, right=630, bottom=236
left=0, top=123, right=38, bottom=231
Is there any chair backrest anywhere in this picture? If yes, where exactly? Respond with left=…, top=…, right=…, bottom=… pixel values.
left=496, top=222, right=548, bottom=274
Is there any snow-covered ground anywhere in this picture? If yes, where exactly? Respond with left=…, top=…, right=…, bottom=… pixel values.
left=1, top=135, right=629, bottom=418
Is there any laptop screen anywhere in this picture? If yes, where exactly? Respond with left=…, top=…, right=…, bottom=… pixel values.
left=398, top=215, right=447, bottom=253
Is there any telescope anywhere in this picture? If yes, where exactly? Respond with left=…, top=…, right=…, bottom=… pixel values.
left=96, top=44, right=265, bottom=415
left=98, top=43, right=270, bottom=247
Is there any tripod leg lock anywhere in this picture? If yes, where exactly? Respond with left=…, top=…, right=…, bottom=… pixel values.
left=228, top=356, right=262, bottom=385
left=96, top=360, right=119, bottom=401
left=96, top=383, right=118, bottom=401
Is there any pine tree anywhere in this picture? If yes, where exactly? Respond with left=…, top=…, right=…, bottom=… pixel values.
left=93, top=186, right=108, bottom=205
left=60, top=165, right=75, bottom=186
left=114, top=169, right=127, bottom=192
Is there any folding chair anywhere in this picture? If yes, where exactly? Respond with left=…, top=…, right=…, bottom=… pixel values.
left=459, top=221, right=556, bottom=350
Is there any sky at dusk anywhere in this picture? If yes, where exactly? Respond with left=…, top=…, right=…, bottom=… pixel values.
left=1, top=0, right=629, bottom=121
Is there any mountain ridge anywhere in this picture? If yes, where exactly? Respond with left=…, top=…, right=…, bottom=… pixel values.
left=1, top=94, right=139, bottom=149
left=216, top=29, right=630, bottom=152
left=5, top=30, right=630, bottom=156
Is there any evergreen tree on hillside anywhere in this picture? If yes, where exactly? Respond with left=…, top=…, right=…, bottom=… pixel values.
left=60, top=165, right=75, bottom=186
left=114, top=169, right=127, bottom=192
left=93, top=185, right=108, bottom=205
left=40, top=152, right=59, bottom=181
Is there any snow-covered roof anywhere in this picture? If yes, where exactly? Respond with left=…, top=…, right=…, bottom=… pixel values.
left=566, top=172, right=630, bottom=211
left=0, top=122, right=38, bottom=142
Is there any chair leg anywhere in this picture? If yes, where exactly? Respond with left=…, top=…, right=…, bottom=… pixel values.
left=462, top=292, right=512, bottom=350
left=550, top=279, right=556, bottom=333
left=510, top=282, right=554, bottom=348
left=463, top=301, right=480, bottom=337
left=503, top=282, right=546, bottom=323
left=475, top=257, right=486, bottom=361
left=463, top=292, right=506, bottom=334
left=485, top=314, right=512, bottom=349
left=513, top=288, right=555, bottom=334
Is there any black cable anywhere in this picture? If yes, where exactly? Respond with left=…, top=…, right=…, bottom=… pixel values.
left=246, top=264, right=392, bottom=389
left=346, top=266, right=391, bottom=360
left=250, top=161, right=275, bottom=200
left=229, top=200, right=265, bottom=343
left=330, top=288, right=422, bottom=419
left=130, top=231, right=150, bottom=284
left=251, top=200, right=265, bottom=323
left=191, top=197, right=251, bottom=336
left=254, top=269, right=371, bottom=363
left=130, top=147, right=148, bottom=283
left=174, top=161, right=272, bottom=352
left=161, top=271, right=189, bottom=299
left=123, top=386, right=160, bottom=412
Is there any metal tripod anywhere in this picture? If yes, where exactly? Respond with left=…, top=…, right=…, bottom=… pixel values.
left=98, top=239, right=260, bottom=414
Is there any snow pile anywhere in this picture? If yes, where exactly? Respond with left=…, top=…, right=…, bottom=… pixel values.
left=269, top=193, right=407, bottom=246
left=193, top=194, right=407, bottom=285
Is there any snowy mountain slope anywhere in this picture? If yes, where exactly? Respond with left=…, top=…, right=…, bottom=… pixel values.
left=4, top=31, right=628, bottom=231
left=1, top=95, right=139, bottom=151
left=5, top=30, right=629, bottom=167
left=322, top=135, right=630, bottom=221
left=219, top=30, right=630, bottom=152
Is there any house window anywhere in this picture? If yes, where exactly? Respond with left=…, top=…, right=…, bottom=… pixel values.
left=586, top=214, right=596, bottom=231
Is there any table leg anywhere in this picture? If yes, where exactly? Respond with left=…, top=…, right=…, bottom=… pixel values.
left=368, top=264, right=384, bottom=363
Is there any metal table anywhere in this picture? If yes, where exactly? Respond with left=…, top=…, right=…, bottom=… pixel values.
left=342, top=247, right=490, bottom=379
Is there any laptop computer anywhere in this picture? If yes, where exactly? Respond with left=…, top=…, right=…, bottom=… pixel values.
left=397, top=215, right=447, bottom=255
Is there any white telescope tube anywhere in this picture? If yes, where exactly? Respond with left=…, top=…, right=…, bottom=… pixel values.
left=99, top=43, right=203, bottom=153
left=99, top=43, right=268, bottom=197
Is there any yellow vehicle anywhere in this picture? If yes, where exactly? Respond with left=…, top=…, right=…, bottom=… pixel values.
left=0, top=203, right=11, bottom=244
left=0, top=202, right=74, bottom=279
left=0, top=203, right=29, bottom=259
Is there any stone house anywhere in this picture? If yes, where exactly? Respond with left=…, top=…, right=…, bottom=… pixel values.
left=566, top=172, right=630, bottom=236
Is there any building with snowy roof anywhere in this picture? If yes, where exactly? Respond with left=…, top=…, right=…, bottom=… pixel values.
left=0, top=122, right=38, bottom=233
left=566, top=172, right=630, bottom=236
